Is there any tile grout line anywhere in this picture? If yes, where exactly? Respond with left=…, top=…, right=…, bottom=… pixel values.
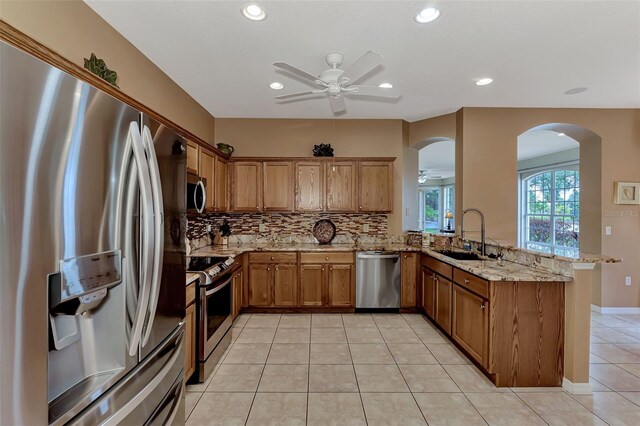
left=306, top=317, right=311, bottom=425
left=344, top=313, right=369, bottom=426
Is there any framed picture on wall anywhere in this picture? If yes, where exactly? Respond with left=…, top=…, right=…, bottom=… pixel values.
left=613, top=182, right=640, bottom=205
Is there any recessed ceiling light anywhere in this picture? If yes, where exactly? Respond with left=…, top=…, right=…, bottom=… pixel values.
left=564, top=87, right=587, bottom=95
left=475, top=78, right=493, bottom=86
left=378, top=82, right=393, bottom=89
left=269, top=82, right=284, bottom=90
left=415, top=7, right=440, bottom=23
left=557, top=132, right=566, bottom=137
left=242, top=4, right=266, bottom=21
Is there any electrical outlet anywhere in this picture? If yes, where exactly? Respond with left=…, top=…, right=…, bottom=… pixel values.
left=206, top=224, right=211, bottom=233
left=259, top=223, right=266, bottom=232
left=405, top=207, right=410, bottom=216
left=605, top=226, right=612, bottom=236
left=626, top=276, right=632, bottom=286
left=363, top=224, right=370, bottom=232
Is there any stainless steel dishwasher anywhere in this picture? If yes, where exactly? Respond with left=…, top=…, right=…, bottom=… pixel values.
left=356, top=251, right=401, bottom=308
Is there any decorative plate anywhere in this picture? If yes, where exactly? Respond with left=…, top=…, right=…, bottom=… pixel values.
left=312, top=219, right=336, bottom=244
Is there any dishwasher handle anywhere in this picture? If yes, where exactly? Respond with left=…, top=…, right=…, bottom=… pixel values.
left=357, top=253, right=400, bottom=259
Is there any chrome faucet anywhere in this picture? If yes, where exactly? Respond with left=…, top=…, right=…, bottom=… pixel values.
left=461, top=208, right=486, bottom=256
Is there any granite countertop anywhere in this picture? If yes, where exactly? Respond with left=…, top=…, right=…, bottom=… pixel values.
left=188, top=243, right=572, bottom=282
left=186, top=272, right=200, bottom=286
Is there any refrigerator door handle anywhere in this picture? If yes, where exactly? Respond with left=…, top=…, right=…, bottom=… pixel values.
left=100, top=336, right=182, bottom=426
left=164, top=377, right=185, bottom=425
left=140, top=125, right=164, bottom=347
left=127, top=122, right=155, bottom=357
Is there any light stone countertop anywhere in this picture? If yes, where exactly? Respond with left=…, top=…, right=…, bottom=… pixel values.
left=186, top=272, right=200, bottom=286
left=188, top=243, right=572, bottom=282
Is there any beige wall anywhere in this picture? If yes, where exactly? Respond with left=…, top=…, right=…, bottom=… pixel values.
left=0, top=0, right=215, bottom=143
left=459, top=108, right=640, bottom=308
left=215, top=118, right=406, bottom=234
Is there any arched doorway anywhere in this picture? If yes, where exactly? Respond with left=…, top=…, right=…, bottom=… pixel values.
left=416, top=137, right=455, bottom=232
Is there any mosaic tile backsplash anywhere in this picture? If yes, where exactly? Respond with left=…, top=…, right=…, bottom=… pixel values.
left=188, top=212, right=388, bottom=241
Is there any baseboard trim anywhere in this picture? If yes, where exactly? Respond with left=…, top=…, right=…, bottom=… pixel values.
left=562, top=378, right=592, bottom=395
left=592, top=306, right=640, bottom=314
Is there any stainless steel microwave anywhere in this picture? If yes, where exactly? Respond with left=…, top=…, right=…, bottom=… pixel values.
left=187, top=173, right=207, bottom=213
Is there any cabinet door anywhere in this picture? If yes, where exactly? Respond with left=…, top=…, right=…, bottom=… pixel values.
left=401, top=253, right=418, bottom=308
left=295, top=162, right=324, bottom=211
left=199, top=148, right=215, bottom=211
left=325, top=162, right=356, bottom=212
left=214, top=156, right=229, bottom=211
left=358, top=161, right=393, bottom=212
left=273, top=264, right=297, bottom=306
left=452, top=284, right=489, bottom=368
left=232, top=271, right=243, bottom=318
left=263, top=161, right=293, bottom=211
left=184, top=303, right=196, bottom=379
left=328, top=264, right=353, bottom=307
left=248, top=264, right=271, bottom=306
left=422, top=267, right=435, bottom=318
left=232, top=161, right=262, bottom=211
left=186, top=140, right=199, bottom=175
left=435, top=276, right=452, bottom=335
left=299, top=264, right=325, bottom=306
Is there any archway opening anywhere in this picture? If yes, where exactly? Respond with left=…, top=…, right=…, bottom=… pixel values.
left=417, top=138, right=455, bottom=232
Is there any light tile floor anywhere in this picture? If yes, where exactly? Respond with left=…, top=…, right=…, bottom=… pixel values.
left=186, top=312, right=640, bottom=425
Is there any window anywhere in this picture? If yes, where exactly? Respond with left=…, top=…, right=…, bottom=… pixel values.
left=418, top=185, right=455, bottom=232
left=521, top=167, right=579, bottom=258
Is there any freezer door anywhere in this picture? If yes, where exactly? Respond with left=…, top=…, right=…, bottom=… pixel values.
left=67, top=325, right=185, bottom=426
left=139, top=114, right=187, bottom=360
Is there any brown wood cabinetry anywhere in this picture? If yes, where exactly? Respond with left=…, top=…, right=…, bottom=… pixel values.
left=186, top=140, right=199, bottom=175
left=452, top=284, right=489, bottom=368
left=401, top=253, right=419, bottom=308
left=295, top=162, right=324, bottom=211
left=214, top=156, right=229, bottom=211
left=325, top=162, right=357, bottom=211
left=358, top=161, right=393, bottom=212
left=422, top=266, right=435, bottom=318
left=263, top=161, right=293, bottom=211
left=248, top=253, right=297, bottom=307
left=232, top=269, right=243, bottom=319
left=185, top=283, right=196, bottom=380
left=299, top=252, right=354, bottom=307
left=199, top=148, right=215, bottom=211
left=231, top=161, right=262, bottom=211
left=435, top=276, right=452, bottom=335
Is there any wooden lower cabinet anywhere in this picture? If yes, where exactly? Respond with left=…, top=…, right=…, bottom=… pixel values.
left=184, top=302, right=196, bottom=379
left=232, top=269, right=243, bottom=318
left=327, top=264, right=353, bottom=307
left=435, top=276, right=452, bottom=335
left=452, top=284, right=489, bottom=368
left=249, top=264, right=271, bottom=306
left=401, top=253, right=418, bottom=308
left=300, top=264, right=324, bottom=306
left=422, top=266, right=435, bottom=318
left=273, top=264, right=297, bottom=306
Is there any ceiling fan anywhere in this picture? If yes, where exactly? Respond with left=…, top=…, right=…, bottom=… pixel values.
left=273, top=51, right=401, bottom=114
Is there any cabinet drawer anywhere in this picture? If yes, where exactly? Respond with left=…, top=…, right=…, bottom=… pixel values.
left=249, top=252, right=297, bottom=264
left=453, top=268, right=489, bottom=299
left=422, top=255, right=453, bottom=280
left=300, top=252, right=353, bottom=264
left=186, top=283, right=196, bottom=307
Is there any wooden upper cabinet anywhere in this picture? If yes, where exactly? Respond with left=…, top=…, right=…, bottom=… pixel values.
left=295, top=162, right=324, bottom=211
left=214, top=156, right=229, bottom=212
left=199, top=148, right=215, bottom=211
left=231, top=161, right=262, bottom=212
left=263, top=161, right=293, bottom=211
left=359, top=161, right=393, bottom=212
left=401, top=253, right=418, bottom=308
left=325, top=162, right=357, bottom=212
left=186, top=140, right=199, bottom=175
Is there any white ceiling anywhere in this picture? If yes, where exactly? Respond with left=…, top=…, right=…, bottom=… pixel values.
left=517, top=129, right=580, bottom=160
left=87, top=0, right=640, bottom=121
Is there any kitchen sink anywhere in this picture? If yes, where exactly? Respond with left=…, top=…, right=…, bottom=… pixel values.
left=436, top=250, right=484, bottom=261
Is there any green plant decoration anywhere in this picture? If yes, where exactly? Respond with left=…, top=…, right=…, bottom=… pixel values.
left=83, top=53, right=119, bottom=88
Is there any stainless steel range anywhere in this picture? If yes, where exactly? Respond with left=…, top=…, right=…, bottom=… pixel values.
left=187, top=256, right=235, bottom=382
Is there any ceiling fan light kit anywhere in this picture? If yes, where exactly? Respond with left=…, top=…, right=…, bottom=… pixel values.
left=273, top=51, right=401, bottom=114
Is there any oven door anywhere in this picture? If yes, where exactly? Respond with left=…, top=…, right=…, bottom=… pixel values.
left=187, top=174, right=206, bottom=213
left=199, top=273, right=233, bottom=360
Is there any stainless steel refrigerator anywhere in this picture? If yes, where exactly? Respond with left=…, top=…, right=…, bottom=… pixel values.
left=0, top=41, right=187, bottom=425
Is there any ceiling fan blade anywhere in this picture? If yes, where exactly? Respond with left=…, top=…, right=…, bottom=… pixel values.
left=346, top=85, right=401, bottom=99
left=274, top=90, right=318, bottom=100
left=329, top=95, right=346, bottom=113
left=273, top=62, right=320, bottom=83
left=341, top=51, right=384, bottom=86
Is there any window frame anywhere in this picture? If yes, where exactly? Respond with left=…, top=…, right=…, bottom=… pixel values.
left=519, top=162, right=580, bottom=258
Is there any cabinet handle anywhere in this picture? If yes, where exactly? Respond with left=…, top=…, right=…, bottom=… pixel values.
left=321, top=268, right=325, bottom=271
left=270, top=256, right=274, bottom=260
left=464, top=279, right=470, bottom=284
left=275, top=267, right=279, bottom=271
left=330, top=267, right=333, bottom=271
left=325, top=256, right=329, bottom=261
left=267, top=267, right=271, bottom=271
left=480, top=304, right=485, bottom=309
